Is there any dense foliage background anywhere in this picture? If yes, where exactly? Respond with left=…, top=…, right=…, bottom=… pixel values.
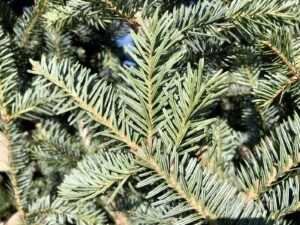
left=1, top=0, right=300, bottom=224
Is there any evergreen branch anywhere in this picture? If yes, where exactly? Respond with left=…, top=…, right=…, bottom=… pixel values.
left=32, top=121, right=83, bottom=171
left=0, top=83, right=8, bottom=120
left=44, top=0, right=136, bottom=31
left=19, top=11, right=39, bottom=48
left=194, top=120, right=267, bottom=219
left=159, top=61, right=228, bottom=152
left=236, top=64, right=260, bottom=91
left=266, top=176, right=300, bottom=220
left=173, top=0, right=298, bottom=36
left=0, top=26, right=19, bottom=110
left=146, top=157, right=218, bottom=222
left=28, top=56, right=139, bottom=150
left=261, top=84, right=287, bottom=109
left=15, top=0, right=49, bottom=48
left=10, top=86, right=63, bottom=120
left=255, top=35, right=300, bottom=124
left=256, top=28, right=299, bottom=77
left=237, top=114, right=300, bottom=204
left=28, top=9, right=287, bottom=223
left=172, top=1, right=224, bottom=33
left=244, top=65, right=255, bottom=87
left=103, top=0, right=139, bottom=27
left=231, top=64, right=268, bottom=129
left=228, top=1, right=294, bottom=21
left=0, top=121, right=32, bottom=225
left=198, top=119, right=237, bottom=179
left=170, top=67, right=206, bottom=149
left=2, top=122, right=25, bottom=216
left=0, top=28, right=31, bottom=220
left=2, top=0, right=300, bottom=224
left=120, top=11, right=184, bottom=144
left=136, top=150, right=266, bottom=224
left=288, top=77, right=300, bottom=107
left=261, top=39, right=298, bottom=76
left=227, top=64, right=257, bottom=96
left=34, top=142, right=78, bottom=165
left=99, top=48, right=122, bottom=79
left=224, top=0, right=298, bottom=33
left=58, top=152, right=139, bottom=203
left=254, top=74, right=294, bottom=112
left=130, top=203, right=173, bottom=224
left=27, top=17, right=244, bottom=223
left=28, top=57, right=247, bottom=224
left=27, top=13, right=251, bottom=222
left=27, top=196, right=107, bottom=224
left=43, top=3, right=113, bottom=31
left=44, top=31, right=74, bottom=60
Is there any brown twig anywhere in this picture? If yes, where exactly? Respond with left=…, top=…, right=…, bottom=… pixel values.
left=104, top=0, right=140, bottom=28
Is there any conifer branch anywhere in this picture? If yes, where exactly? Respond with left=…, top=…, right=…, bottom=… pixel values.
left=0, top=28, right=27, bottom=221
left=238, top=115, right=300, bottom=208
left=18, top=0, right=48, bottom=48
left=196, top=122, right=267, bottom=219
left=29, top=58, right=229, bottom=224
left=17, top=1, right=300, bottom=223
left=147, top=157, right=218, bottom=223
left=172, top=79, right=222, bottom=149
left=35, top=137, right=78, bottom=166
left=29, top=60, right=139, bottom=151
left=242, top=65, right=267, bottom=129
left=264, top=176, right=300, bottom=220
left=255, top=30, right=300, bottom=110
left=226, top=0, right=297, bottom=27
left=27, top=196, right=107, bottom=224
left=261, top=83, right=288, bottom=108
left=199, top=122, right=223, bottom=177
left=174, top=0, right=297, bottom=38
left=261, top=40, right=299, bottom=77
left=172, top=63, right=210, bottom=149
left=10, top=95, right=55, bottom=120
left=0, top=27, right=19, bottom=115
left=260, top=77, right=295, bottom=109
left=243, top=65, right=255, bottom=87
left=2, top=120, right=27, bottom=223
left=27, top=9, right=253, bottom=220
left=103, top=0, right=139, bottom=27
left=282, top=201, right=300, bottom=217
left=0, top=84, right=9, bottom=119
left=5, top=84, right=62, bottom=121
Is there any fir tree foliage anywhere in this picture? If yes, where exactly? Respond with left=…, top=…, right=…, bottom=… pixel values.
left=1, top=0, right=300, bottom=224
